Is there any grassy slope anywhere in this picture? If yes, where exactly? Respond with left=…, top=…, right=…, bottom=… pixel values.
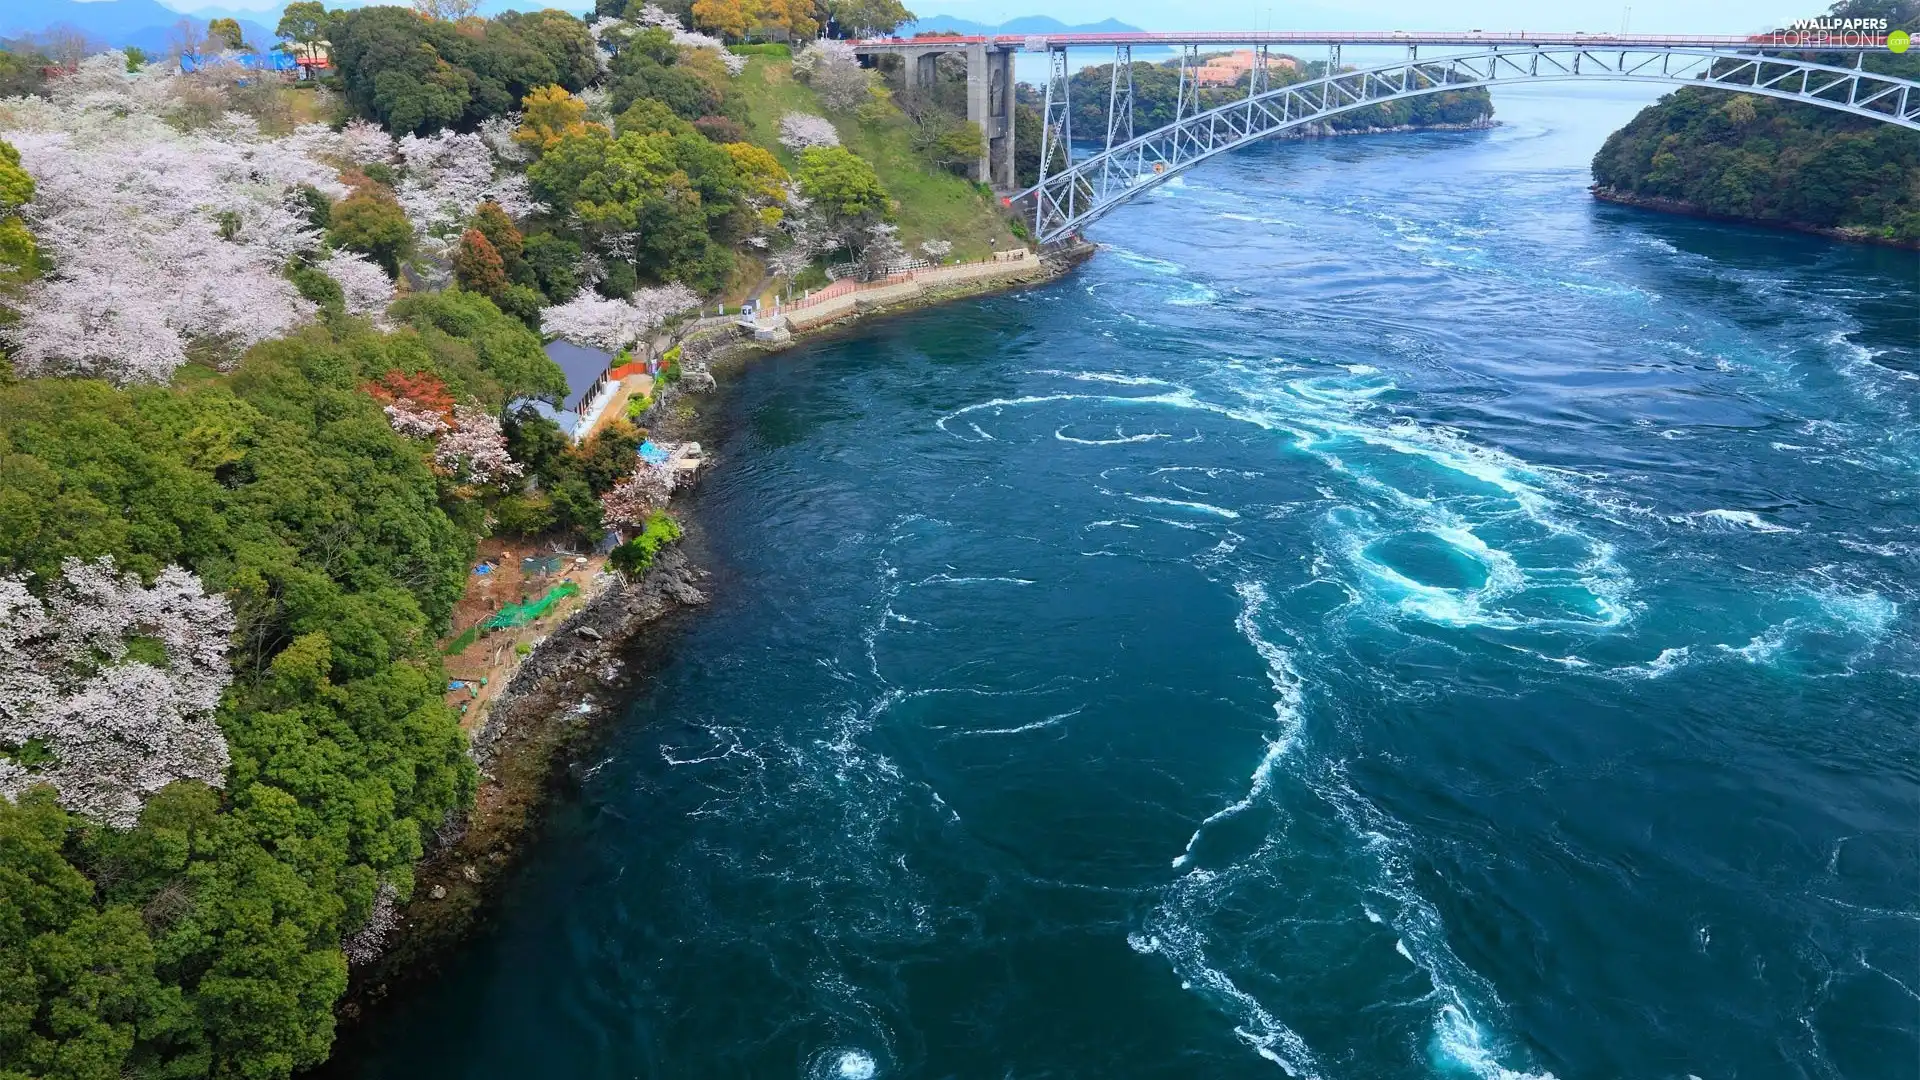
left=733, top=57, right=1020, bottom=266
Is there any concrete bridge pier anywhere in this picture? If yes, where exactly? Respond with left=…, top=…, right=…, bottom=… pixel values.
left=967, top=45, right=1016, bottom=190
left=853, top=39, right=1017, bottom=190
left=900, top=48, right=940, bottom=89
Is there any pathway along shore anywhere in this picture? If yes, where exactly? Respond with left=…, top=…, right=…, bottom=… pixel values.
left=322, top=241, right=1093, bottom=1036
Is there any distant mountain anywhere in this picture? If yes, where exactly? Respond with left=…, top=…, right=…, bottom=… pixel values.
left=1, top=0, right=275, bottom=55
left=901, top=14, right=1144, bottom=36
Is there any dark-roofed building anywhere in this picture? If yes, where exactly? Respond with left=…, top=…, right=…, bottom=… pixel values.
left=545, top=340, right=616, bottom=413
left=512, top=340, right=618, bottom=443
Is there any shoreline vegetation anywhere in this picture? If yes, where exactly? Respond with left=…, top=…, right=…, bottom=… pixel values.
left=0, top=4, right=1527, bottom=1072
left=324, top=239, right=1088, bottom=1031
left=1590, top=185, right=1920, bottom=250
left=1586, top=1, right=1920, bottom=248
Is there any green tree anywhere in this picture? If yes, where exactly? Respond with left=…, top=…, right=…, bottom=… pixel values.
left=328, top=6, right=597, bottom=134
left=1591, top=4, right=1920, bottom=245
left=519, top=232, right=581, bottom=302
left=274, top=1, right=329, bottom=62
left=472, top=201, right=527, bottom=281
left=327, top=191, right=412, bottom=276
left=207, top=17, right=246, bottom=51
left=825, top=0, right=914, bottom=36
left=529, top=127, right=748, bottom=290
left=0, top=137, right=37, bottom=285
left=797, top=145, right=889, bottom=222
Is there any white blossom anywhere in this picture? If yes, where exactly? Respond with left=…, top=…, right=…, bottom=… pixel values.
left=792, top=38, right=855, bottom=77
left=633, top=3, right=683, bottom=30
left=0, top=61, right=378, bottom=382
left=478, top=113, right=530, bottom=164
left=578, top=86, right=615, bottom=128
left=794, top=40, right=867, bottom=112
left=0, top=558, right=234, bottom=828
left=396, top=131, right=495, bottom=236
left=861, top=221, right=908, bottom=276
left=920, top=239, right=952, bottom=259
left=599, top=468, right=672, bottom=528
left=768, top=243, right=812, bottom=279
left=779, top=111, right=840, bottom=151
left=342, top=881, right=401, bottom=966
left=539, top=284, right=700, bottom=351
left=384, top=399, right=451, bottom=439
left=321, top=250, right=396, bottom=319
left=435, top=404, right=523, bottom=485
left=338, top=118, right=398, bottom=166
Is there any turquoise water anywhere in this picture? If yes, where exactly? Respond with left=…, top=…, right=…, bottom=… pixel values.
left=331, top=88, right=1919, bottom=1079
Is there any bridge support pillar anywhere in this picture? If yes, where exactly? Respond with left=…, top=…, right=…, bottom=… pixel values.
left=965, top=45, right=1016, bottom=190
left=901, top=48, right=939, bottom=89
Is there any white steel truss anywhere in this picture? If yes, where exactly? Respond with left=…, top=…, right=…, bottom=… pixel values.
left=1019, top=45, right=1920, bottom=245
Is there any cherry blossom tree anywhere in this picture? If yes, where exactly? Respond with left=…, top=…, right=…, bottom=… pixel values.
left=0, top=55, right=375, bottom=382
left=919, top=239, right=952, bottom=260
left=599, top=468, right=673, bottom=528
left=794, top=40, right=867, bottom=113
left=321, top=250, right=396, bottom=319
left=539, top=284, right=700, bottom=351
left=395, top=131, right=543, bottom=241
left=435, top=404, right=523, bottom=485
left=341, top=881, right=401, bottom=966
left=779, top=112, right=840, bottom=151
left=0, top=557, right=235, bottom=828
left=861, top=222, right=907, bottom=277
left=384, top=400, right=451, bottom=439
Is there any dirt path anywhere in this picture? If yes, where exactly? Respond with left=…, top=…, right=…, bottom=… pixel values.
left=440, top=537, right=610, bottom=732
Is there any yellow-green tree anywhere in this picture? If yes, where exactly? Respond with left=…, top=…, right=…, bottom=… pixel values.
left=207, top=16, right=246, bottom=50
left=514, top=84, right=604, bottom=153
left=0, top=138, right=35, bottom=286
left=691, top=0, right=748, bottom=40
left=722, top=141, right=788, bottom=228
left=747, top=0, right=817, bottom=40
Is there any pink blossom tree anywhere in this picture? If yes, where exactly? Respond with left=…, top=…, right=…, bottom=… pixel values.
left=321, top=250, right=396, bottom=320
left=539, top=284, right=700, bottom=351
left=0, top=558, right=234, bottom=828
left=0, top=57, right=378, bottom=382
left=779, top=111, right=840, bottom=151
left=599, top=468, right=673, bottom=528
left=434, top=404, right=523, bottom=485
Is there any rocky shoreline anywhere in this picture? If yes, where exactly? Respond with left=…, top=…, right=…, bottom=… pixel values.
left=323, top=240, right=1091, bottom=1038
left=1591, top=186, right=1920, bottom=251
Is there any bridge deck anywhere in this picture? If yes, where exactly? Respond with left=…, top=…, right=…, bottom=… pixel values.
left=854, top=30, right=1892, bottom=51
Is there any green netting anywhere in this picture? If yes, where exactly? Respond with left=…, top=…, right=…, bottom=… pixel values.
left=482, top=580, right=580, bottom=629
left=442, top=625, right=480, bottom=655
left=520, top=555, right=564, bottom=576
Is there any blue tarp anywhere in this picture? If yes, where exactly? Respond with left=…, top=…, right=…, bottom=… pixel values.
left=180, top=51, right=298, bottom=73
left=637, top=440, right=671, bottom=465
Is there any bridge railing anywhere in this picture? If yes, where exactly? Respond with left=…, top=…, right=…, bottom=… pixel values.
left=1015, top=42, right=1920, bottom=245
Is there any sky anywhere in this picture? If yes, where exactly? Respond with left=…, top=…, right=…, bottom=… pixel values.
left=131, top=0, right=1822, bottom=34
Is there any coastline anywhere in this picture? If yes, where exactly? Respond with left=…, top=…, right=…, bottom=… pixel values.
left=321, top=239, right=1093, bottom=1040
left=1591, top=185, right=1920, bottom=251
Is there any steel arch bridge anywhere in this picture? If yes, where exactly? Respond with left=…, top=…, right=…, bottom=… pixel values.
left=1016, top=44, right=1920, bottom=245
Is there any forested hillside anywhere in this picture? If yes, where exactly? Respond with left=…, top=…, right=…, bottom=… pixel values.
left=1591, top=0, right=1920, bottom=245
left=0, top=1, right=996, bottom=1076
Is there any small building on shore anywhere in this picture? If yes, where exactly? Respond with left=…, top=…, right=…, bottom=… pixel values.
left=514, top=339, right=655, bottom=444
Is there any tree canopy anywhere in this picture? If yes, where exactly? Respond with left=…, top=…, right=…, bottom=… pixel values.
left=1590, top=1, right=1920, bottom=243
left=0, top=297, right=577, bottom=1076
left=328, top=5, right=599, bottom=134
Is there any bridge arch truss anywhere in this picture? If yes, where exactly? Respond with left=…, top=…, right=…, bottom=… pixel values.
left=1019, top=45, right=1920, bottom=245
